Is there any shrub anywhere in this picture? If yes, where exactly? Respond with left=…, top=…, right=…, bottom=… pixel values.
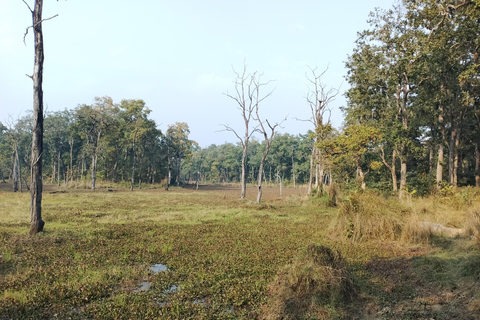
left=466, top=209, right=480, bottom=247
left=260, top=244, right=356, bottom=320
left=331, top=191, right=430, bottom=243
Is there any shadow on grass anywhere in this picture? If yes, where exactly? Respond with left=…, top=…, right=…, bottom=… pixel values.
left=351, top=246, right=480, bottom=320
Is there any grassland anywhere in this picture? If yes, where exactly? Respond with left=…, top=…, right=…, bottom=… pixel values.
left=1, top=182, right=480, bottom=319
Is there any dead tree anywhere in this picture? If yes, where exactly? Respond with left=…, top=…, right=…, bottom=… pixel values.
left=222, top=63, right=273, bottom=199
left=254, top=94, right=284, bottom=203
left=298, top=66, right=339, bottom=195
left=23, top=0, right=58, bottom=235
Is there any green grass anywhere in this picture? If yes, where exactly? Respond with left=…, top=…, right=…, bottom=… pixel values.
left=1, top=184, right=480, bottom=319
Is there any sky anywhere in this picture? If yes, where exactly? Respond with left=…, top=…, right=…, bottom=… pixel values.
left=0, top=0, right=395, bottom=147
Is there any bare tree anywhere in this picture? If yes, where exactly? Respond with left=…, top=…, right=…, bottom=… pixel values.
left=298, top=66, right=339, bottom=195
left=221, top=63, right=273, bottom=199
left=254, top=99, right=284, bottom=203
left=23, top=0, right=59, bottom=234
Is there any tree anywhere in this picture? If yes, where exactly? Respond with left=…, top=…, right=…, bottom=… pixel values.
left=118, top=99, right=155, bottom=190
left=44, top=110, right=71, bottom=186
left=165, top=122, right=193, bottom=188
left=74, top=97, right=117, bottom=190
left=222, top=63, right=273, bottom=199
left=299, top=67, right=338, bottom=195
left=23, top=0, right=58, bottom=235
left=320, top=125, right=382, bottom=190
left=255, top=108, right=283, bottom=203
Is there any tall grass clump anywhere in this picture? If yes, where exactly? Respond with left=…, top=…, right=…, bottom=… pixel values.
left=330, top=191, right=430, bottom=243
left=260, top=244, right=356, bottom=320
left=466, top=209, right=480, bottom=247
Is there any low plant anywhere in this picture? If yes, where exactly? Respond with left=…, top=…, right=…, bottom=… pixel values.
left=260, top=244, right=356, bottom=320
left=331, top=191, right=430, bottom=244
left=465, top=209, right=480, bottom=247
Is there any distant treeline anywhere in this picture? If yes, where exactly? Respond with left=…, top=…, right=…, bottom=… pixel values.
left=1, top=0, right=479, bottom=196
left=0, top=97, right=314, bottom=190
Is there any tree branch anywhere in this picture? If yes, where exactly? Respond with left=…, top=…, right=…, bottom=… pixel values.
left=22, top=0, right=33, bottom=13
left=217, top=124, right=244, bottom=145
left=24, top=14, right=59, bottom=45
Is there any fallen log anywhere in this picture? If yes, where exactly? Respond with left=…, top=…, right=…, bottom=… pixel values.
left=419, top=221, right=466, bottom=237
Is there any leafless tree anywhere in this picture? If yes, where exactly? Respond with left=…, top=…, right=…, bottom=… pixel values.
left=23, top=0, right=59, bottom=235
left=298, top=66, right=339, bottom=195
left=254, top=100, right=285, bottom=203
left=221, top=63, right=274, bottom=199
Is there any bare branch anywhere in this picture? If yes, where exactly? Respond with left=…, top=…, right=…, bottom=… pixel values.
left=22, top=0, right=33, bottom=13
left=304, top=65, right=340, bottom=129
left=217, top=124, right=244, bottom=145
left=24, top=14, right=59, bottom=45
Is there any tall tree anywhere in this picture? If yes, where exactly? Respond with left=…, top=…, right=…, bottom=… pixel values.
left=74, top=97, right=117, bottom=190
left=299, top=67, right=338, bottom=195
left=23, top=0, right=58, bottom=234
left=165, top=122, right=193, bottom=187
left=222, top=63, right=273, bottom=198
left=255, top=108, right=283, bottom=203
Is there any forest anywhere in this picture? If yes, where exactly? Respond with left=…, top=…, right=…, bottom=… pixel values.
left=0, top=97, right=313, bottom=193
left=1, top=1, right=479, bottom=199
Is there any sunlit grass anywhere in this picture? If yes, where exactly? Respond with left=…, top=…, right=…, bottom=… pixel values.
left=1, top=183, right=480, bottom=319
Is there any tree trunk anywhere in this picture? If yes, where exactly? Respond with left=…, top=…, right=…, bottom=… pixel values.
left=166, top=144, right=171, bottom=190
left=292, top=146, right=296, bottom=189
left=130, top=135, right=136, bottom=191
left=318, top=157, right=324, bottom=194
left=277, top=171, right=283, bottom=197
left=399, top=159, right=407, bottom=199
left=476, top=141, right=480, bottom=187
left=256, top=141, right=272, bottom=203
left=429, top=143, right=434, bottom=173
left=437, top=143, right=444, bottom=187
left=176, top=158, right=181, bottom=186
left=30, top=0, right=45, bottom=235
left=391, top=149, right=397, bottom=192
left=307, top=148, right=314, bottom=195
left=91, top=153, right=97, bottom=190
left=356, top=156, right=366, bottom=191
left=69, top=137, right=74, bottom=183
left=91, top=131, right=100, bottom=190
left=449, top=122, right=458, bottom=186
left=51, top=156, right=55, bottom=184
left=13, top=144, right=19, bottom=192
left=453, top=126, right=460, bottom=187
left=436, top=106, right=446, bottom=187
left=240, top=142, right=247, bottom=199
left=57, top=149, right=61, bottom=187
left=399, top=146, right=407, bottom=199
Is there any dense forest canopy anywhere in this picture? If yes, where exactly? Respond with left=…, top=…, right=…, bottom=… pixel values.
left=1, top=0, right=479, bottom=196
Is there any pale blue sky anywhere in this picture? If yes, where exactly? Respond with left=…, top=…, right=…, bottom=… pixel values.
left=1, top=0, right=395, bottom=147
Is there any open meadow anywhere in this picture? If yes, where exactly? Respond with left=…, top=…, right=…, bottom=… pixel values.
left=2, top=183, right=480, bottom=319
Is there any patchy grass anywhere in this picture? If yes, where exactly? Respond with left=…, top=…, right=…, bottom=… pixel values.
left=1, top=183, right=480, bottom=319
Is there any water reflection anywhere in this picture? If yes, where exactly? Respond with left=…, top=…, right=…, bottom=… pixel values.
left=150, top=263, right=169, bottom=273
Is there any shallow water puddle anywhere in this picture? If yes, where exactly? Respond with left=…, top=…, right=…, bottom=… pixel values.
left=134, top=281, right=151, bottom=292
left=150, top=263, right=169, bottom=273
left=134, top=263, right=170, bottom=293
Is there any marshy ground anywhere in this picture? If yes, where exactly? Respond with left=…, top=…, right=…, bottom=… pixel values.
left=1, top=182, right=480, bottom=319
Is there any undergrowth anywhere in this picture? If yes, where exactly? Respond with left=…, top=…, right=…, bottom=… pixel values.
left=1, top=183, right=480, bottom=319
left=260, top=244, right=356, bottom=320
left=331, top=191, right=430, bottom=243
